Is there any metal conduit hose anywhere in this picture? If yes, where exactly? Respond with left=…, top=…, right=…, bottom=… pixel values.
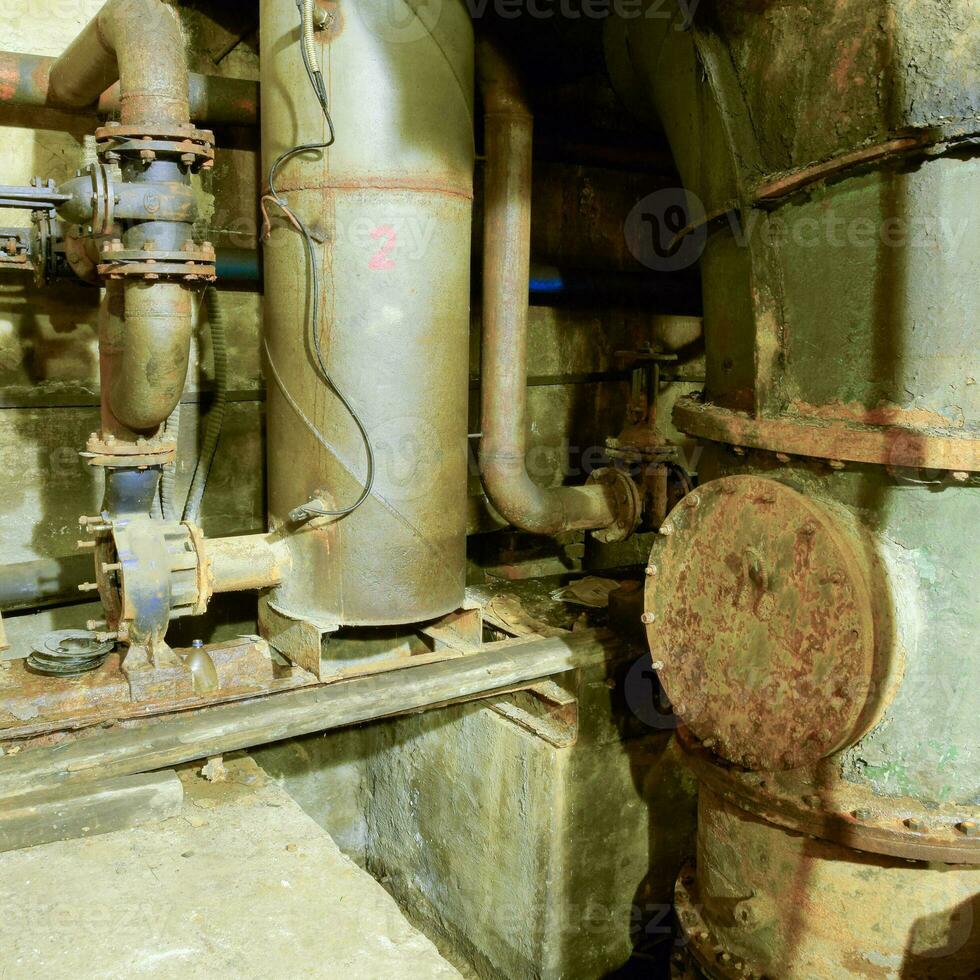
left=183, top=287, right=229, bottom=524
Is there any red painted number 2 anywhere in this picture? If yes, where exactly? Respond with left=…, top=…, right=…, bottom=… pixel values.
left=369, top=225, right=397, bottom=270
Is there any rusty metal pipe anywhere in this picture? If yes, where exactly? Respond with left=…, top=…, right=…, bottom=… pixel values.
left=477, top=40, right=621, bottom=534
left=47, top=0, right=188, bottom=127
left=204, top=534, right=289, bottom=595
left=46, top=1, right=203, bottom=439
left=103, top=281, right=195, bottom=432
left=0, top=50, right=258, bottom=127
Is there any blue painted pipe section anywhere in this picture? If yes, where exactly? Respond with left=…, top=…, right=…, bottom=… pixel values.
left=216, top=247, right=262, bottom=284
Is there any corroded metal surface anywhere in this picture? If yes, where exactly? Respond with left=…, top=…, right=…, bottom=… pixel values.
left=674, top=398, right=980, bottom=472
left=676, top=788, right=980, bottom=980
left=678, top=728, right=979, bottom=865
left=47, top=0, right=189, bottom=127
left=645, top=476, right=883, bottom=771
left=0, top=638, right=313, bottom=741
left=0, top=49, right=257, bottom=125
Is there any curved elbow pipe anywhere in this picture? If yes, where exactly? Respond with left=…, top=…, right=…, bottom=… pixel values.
left=50, top=0, right=200, bottom=441
left=47, top=0, right=189, bottom=126
left=103, top=281, right=194, bottom=432
left=477, top=40, right=624, bottom=535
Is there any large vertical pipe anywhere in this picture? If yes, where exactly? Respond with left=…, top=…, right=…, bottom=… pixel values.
left=259, top=0, right=474, bottom=626
left=477, top=41, right=626, bottom=535
left=606, top=1, right=980, bottom=975
left=47, top=0, right=199, bottom=442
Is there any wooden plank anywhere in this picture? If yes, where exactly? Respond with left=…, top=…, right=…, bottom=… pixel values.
left=0, top=630, right=618, bottom=802
left=0, top=770, right=183, bottom=853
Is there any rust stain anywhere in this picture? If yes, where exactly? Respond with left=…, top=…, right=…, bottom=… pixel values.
left=645, top=476, right=878, bottom=771
left=789, top=398, right=963, bottom=431
left=832, top=37, right=863, bottom=93
left=272, top=174, right=474, bottom=201
left=0, top=56, right=19, bottom=102
left=674, top=397, right=980, bottom=471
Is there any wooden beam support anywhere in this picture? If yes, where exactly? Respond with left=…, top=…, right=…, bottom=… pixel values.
left=0, top=770, right=183, bottom=853
left=0, top=630, right=619, bottom=802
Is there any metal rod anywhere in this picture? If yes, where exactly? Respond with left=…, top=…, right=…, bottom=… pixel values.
left=0, top=630, right=619, bottom=801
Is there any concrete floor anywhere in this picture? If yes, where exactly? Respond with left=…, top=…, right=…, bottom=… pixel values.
left=0, top=757, right=461, bottom=979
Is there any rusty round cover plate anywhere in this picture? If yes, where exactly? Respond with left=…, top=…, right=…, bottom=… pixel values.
left=645, top=476, right=876, bottom=771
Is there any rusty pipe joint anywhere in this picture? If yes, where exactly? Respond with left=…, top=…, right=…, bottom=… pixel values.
left=477, top=39, right=640, bottom=538
left=89, top=518, right=288, bottom=659
left=47, top=0, right=214, bottom=446
left=48, top=0, right=189, bottom=127
left=199, top=533, right=291, bottom=601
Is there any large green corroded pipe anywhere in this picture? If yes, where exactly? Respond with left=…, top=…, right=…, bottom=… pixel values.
left=607, top=1, right=979, bottom=975
left=607, top=0, right=980, bottom=806
left=259, top=0, right=474, bottom=626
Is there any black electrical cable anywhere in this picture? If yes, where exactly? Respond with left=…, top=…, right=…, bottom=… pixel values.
left=264, top=0, right=375, bottom=523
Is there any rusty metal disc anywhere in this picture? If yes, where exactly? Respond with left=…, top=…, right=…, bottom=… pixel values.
left=644, top=476, right=877, bottom=771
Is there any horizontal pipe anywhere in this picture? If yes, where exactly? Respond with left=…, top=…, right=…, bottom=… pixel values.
left=0, top=629, right=619, bottom=801
left=216, top=247, right=262, bottom=283
left=0, top=555, right=93, bottom=613
left=0, top=50, right=258, bottom=126
left=204, top=534, right=289, bottom=594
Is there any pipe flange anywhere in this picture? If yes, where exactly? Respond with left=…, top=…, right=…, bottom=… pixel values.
left=88, top=163, right=115, bottom=237
left=673, top=862, right=765, bottom=980
left=183, top=520, right=213, bottom=612
left=96, top=518, right=208, bottom=646
left=677, top=728, right=980, bottom=865
left=81, top=432, right=177, bottom=469
left=95, top=122, right=215, bottom=171
left=587, top=467, right=643, bottom=543
left=98, top=240, right=216, bottom=283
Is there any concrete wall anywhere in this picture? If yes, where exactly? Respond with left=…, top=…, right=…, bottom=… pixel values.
left=256, top=660, right=697, bottom=978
